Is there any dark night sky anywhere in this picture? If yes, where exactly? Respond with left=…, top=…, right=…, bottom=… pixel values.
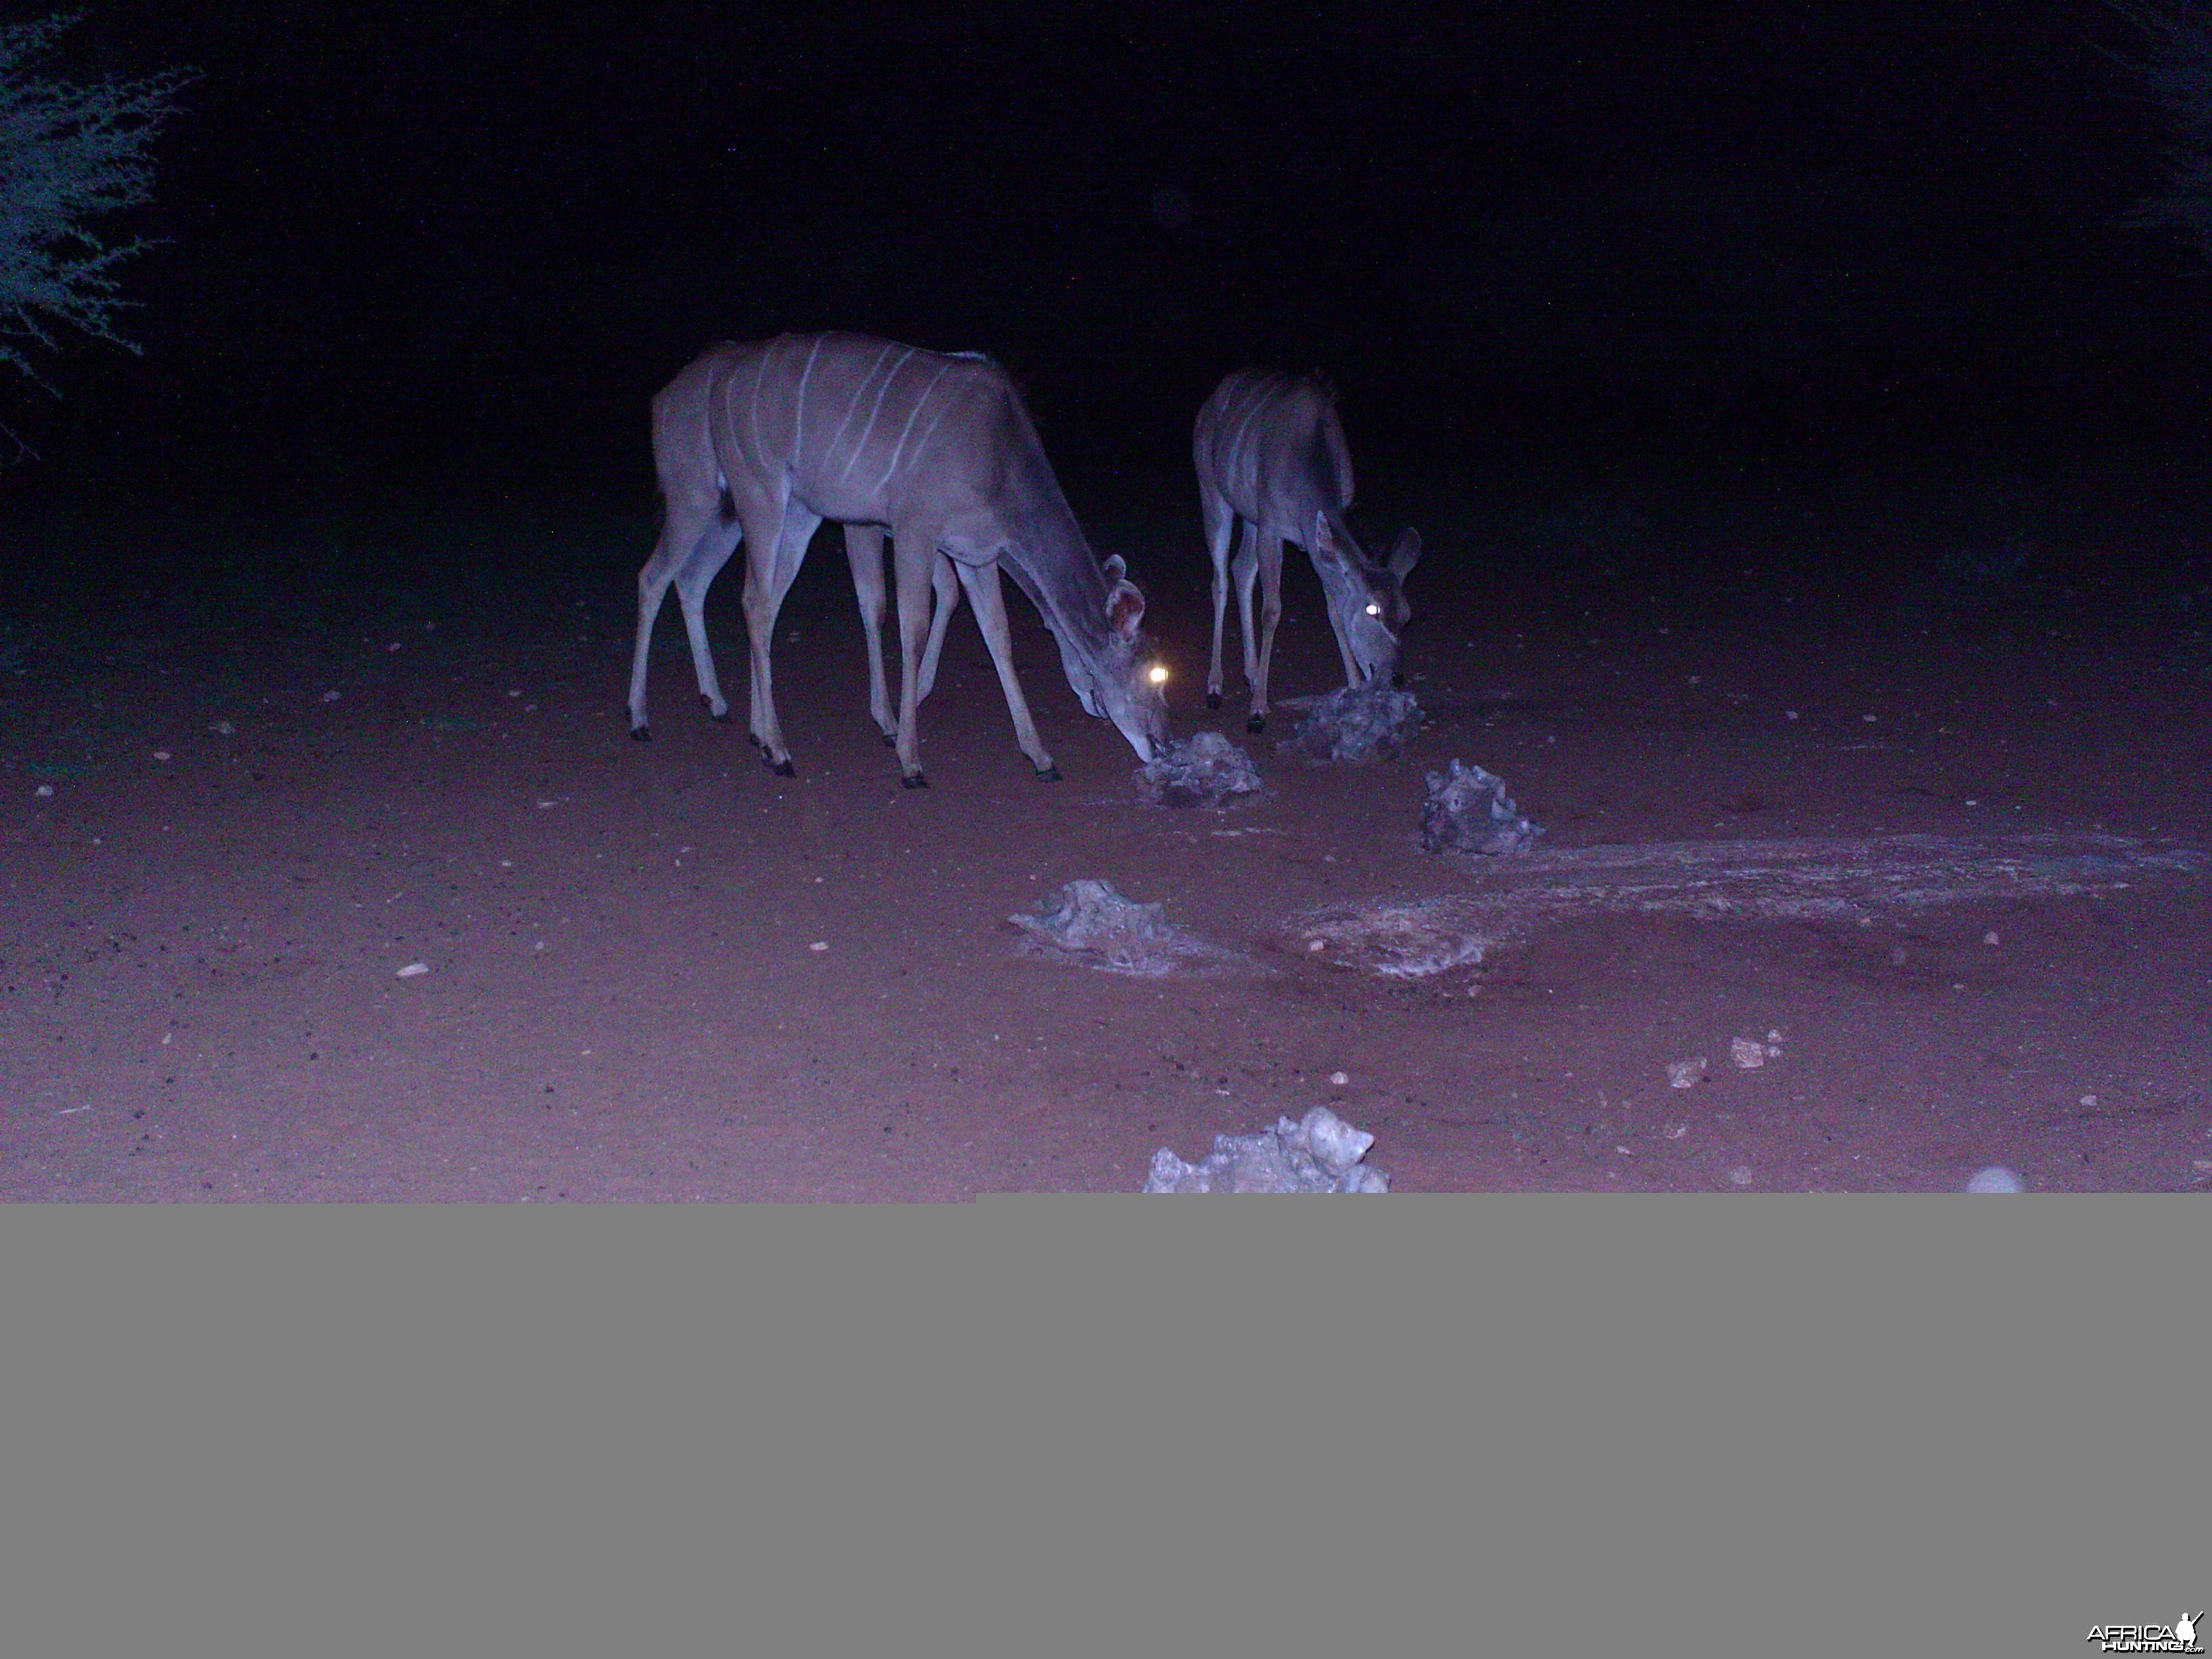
left=18, top=1, right=2212, bottom=531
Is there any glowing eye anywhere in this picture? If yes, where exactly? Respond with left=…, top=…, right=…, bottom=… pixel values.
left=1147, top=663, right=1170, bottom=687
left=1364, top=602, right=1381, bottom=617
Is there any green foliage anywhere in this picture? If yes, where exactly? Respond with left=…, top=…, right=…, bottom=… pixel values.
left=0, top=12, right=191, bottom=387
left=2110, top=3, right=2212, bottom=260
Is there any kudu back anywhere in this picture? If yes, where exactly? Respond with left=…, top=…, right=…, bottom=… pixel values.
left=1193, top=368, right=1420, bottom=731
left=631, top=333, right=1168, bottom=786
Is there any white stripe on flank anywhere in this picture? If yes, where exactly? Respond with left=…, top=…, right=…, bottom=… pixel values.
left=839, top=346, right=916, bottom=484
left=902, top=371, right=962, bottom=483
left=826, top=342, right=897, bottom=475
left=793, top=335, right=825, bottom=472
left=1225, top=377, right=1272, bottom=471
left=874, top=361, right=950, bottom=495
left=747, top=348, right=769, bottom=471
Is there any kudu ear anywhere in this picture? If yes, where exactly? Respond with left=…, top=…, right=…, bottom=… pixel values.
left=1099, top=554, right=1146, bottom=638
left=1388, top=528, right=1422, bottom=579
left=1105, top=576, right=1147, bottom=640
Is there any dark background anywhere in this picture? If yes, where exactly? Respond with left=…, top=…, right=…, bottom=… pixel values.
left=9, top=0, right=2211, bottom=591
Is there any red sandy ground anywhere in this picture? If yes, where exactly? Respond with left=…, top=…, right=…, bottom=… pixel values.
left=5, top=524, right=2208, bottom=1199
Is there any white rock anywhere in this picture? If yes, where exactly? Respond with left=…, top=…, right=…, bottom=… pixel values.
left=1299, top=1106, right=1375, bottom=1174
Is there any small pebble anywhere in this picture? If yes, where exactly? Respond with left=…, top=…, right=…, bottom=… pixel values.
left=1965, top=1166, right=2024, bottom=1193
left=396, top=962, right=430, bottom=978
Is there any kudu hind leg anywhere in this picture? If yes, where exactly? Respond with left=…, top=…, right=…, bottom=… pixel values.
left=628, top=492, right=731, bottom=739
left=737, top=501, right=821, bottom=775
left=672, top=521, right=744, bottom=724
left=1233, top=522, right=1286, bottom=733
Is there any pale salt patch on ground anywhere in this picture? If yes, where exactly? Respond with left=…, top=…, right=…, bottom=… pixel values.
left=1145, top=1105, right=1391, bottom=1193
left=1010, top=879, right=1240, bottom=977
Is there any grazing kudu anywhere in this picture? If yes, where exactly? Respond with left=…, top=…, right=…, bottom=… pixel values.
left=631, top=333, right=1168, bottom=787
left=629, top=343, right=969, bottom=756
left=1193, top=369, right=1421, bottom=732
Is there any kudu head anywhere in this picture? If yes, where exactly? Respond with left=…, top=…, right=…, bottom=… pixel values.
left=1080, top=554, right=1170, bottom=762
left=1313, top=510, right=1422, bottom=682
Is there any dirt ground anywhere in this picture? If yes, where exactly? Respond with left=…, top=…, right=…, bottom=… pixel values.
left=5, top=499, right=2209, bottom=1200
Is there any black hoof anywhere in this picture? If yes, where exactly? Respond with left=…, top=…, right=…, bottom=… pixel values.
left=630, top=724, right=652, bottom=743
left=1206, top=692, right=1223, bottom=710
left=901, top=772, right=929, bottom=790
left=1246, top=714, right=1267, bottom=735
left=763, top=753, right=795, bottom=777
left=710, top=709, right=732, bottom=724
left=881, top=731, right=898, bottom=748
left=1035, top=765, right=1062, bottom=783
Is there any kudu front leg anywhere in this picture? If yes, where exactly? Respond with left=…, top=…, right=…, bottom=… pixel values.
left=957, top=558, right=1059, bottom=781
left=1332, top=623, right=1366, bottom=691
left=1250, top=531, right=1289, bottom=733
left=843, top=524, right=901, bottom=745
left=848, top=528, right=964, bottom=747
left=1200, top=491, right=1235, bottom=711
left=914, top=555, right=962, bottom=708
